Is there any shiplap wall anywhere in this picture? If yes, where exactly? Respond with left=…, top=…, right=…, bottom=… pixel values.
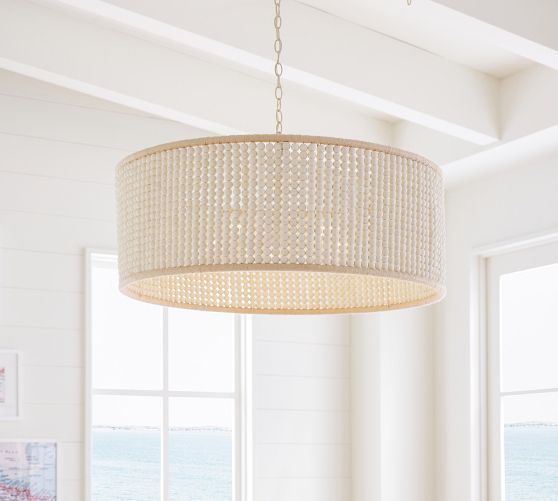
left=252, top=315, right=351, bottom=501
left=0, top=71, right=352, bottom=501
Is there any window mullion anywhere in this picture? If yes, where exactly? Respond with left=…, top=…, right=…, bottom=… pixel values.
left=500, top=387, right=558, bottom=397
left=162, top=307, right=170, bottom=501
left=90, top=389, right=235, bottom=398
left=91, top=389, right=165, bottom=396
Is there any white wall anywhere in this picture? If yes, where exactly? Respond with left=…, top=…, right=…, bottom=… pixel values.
left=351, top=315, right=381, bottom=501
left=351, top=308, right=435, bottom=501
left=252, top=315, right=351, bottom=501
left=0, top=70, right=352, bottom=501
left=435, top=154, right=558, bottom=501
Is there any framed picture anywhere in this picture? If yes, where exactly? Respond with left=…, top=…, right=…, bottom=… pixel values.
left=0, top=350, right=21, bottom=420
left=0, top=440, right=59, bottom=501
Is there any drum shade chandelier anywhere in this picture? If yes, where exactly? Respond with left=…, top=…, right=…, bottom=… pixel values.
left=116, top=0, right=446, bottom=314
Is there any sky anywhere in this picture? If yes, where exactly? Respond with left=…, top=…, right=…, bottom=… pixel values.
left=90, top=257, right=235, bottom=429
left=500, top=262, right=558, bottom=424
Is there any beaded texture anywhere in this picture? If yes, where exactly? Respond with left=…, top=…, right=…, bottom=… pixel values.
left=116, top=135, right=445, bottom=314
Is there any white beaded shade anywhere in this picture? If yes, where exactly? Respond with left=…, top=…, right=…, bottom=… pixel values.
left=116, top=134, right=445, bottom=314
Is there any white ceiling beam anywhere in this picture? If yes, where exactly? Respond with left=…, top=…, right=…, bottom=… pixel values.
left=0, top=91, right=205, bottom=152
left=392, top=122, right=478, bottom=166
left=426, top=0, right=558, bottom=69
left=443, top=126, right=558, bottom=187
left=0, top=0, right=390, bottom=143
left=397, top=64, right=558, bottom=172
left=500, top=65, right=558, bottom=141
left=33, top=0, right=499, bottom=145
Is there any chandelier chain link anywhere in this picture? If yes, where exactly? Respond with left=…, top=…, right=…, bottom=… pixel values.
left=274, top=0, right=283, bottom=134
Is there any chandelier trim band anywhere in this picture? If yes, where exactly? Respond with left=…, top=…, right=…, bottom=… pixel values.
left=118, top=134, right=439, bottom=172
left=120, top=264, right=443, bottom=315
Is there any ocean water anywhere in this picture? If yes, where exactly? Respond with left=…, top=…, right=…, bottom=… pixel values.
left=92, top=425, right=558, bottom=501
left=505, top=425, right=558, bottom=501
left=92, top=428, right=232, bottom=501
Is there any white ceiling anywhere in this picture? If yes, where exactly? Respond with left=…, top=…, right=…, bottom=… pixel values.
left=298, top=0, right=531, bottom=77
left=1, top=0, right=557, bottom=186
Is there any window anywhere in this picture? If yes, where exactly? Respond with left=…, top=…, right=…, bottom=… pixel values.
left=86, top=252, right=250, bottom=501
left=486, top=241, right=558, bottom=501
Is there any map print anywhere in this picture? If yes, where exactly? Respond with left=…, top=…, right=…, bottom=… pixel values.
left=0, top=442, right=57, bottom=501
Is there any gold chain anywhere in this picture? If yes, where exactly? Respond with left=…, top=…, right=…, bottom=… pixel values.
left=274, top=0, right=283, bottom=134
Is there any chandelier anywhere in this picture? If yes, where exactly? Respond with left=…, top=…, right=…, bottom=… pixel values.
left=116, top=0, right=445, bottom=314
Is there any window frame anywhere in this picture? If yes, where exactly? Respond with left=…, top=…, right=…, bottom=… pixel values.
left=481, top=237, right=558, bottom=501
left=85, top=250, right=252, bottom=501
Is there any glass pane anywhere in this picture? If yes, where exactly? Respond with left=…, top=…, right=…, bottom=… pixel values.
left=500, top=263, right=558, bottom=392
left=91, top=395, right=161, bottom=501
left=502, top=393, right=558, bottom=501
left=168, top=309, right=235, bottom=392
left=169, top=397, right=233, bottom=501
left=91, top=259, right=162, bottom=390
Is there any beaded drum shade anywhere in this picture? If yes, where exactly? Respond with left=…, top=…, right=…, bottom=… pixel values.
left=116, top=134, right=445, bottom=314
